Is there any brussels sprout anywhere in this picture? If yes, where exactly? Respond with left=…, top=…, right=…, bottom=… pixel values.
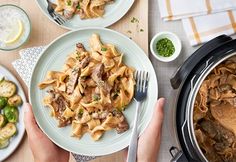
left=0, top=97, right=7, bottom=109
left=8, top=95, right=22, bottom=107
left=0, top=138, right=9, bottom=149
left=3, top=105, right=18, bottom=123
left=0, top=123, right=17, bottom=139
left=0, top=80, right=16, bottom=97
left=0, top=114, right=7, bottom=128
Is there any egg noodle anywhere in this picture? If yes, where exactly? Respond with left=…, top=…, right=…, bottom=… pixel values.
left=38, top=34, right=135, bottom=141
left=54, top=0, right=114, bottom=19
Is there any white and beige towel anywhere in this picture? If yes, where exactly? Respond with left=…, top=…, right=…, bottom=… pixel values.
left=158, top=0, right=236, bottom=21
left=158, top=0, right=236, bottom=46
left=183, top=10, right=236, bottom=46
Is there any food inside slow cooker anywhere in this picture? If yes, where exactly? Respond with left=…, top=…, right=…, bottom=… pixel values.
left=194, top=56, right=236, bottom=162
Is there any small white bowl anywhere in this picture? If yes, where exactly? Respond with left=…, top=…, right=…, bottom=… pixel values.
left=150, top=31, right=181, bottom=62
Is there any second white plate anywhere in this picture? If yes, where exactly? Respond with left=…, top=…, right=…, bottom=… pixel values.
left=35, top=0, right=134, bottom=30
left=0, top=65, right=26, bottom=161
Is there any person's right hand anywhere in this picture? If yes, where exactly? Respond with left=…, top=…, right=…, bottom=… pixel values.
left=125, top=98, right=165, bottom=162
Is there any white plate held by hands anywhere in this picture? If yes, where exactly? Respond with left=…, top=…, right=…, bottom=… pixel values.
left=29, top=27, right=158, bottom=156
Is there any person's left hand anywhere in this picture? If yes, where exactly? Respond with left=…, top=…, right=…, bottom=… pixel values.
left=23, top=103, right=70, bottom=162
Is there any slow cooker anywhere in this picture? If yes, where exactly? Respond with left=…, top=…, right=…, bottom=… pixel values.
left=168, top=35, right=236, bottom=162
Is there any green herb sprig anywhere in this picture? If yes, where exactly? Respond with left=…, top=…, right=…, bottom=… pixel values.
left=101, top=47, right=107, bottom=51
left=76, top=3, right=81, bottom=9
left=66, top=0, right=71, bottom=6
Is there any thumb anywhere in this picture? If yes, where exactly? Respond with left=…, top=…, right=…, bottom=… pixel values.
left=135, top=98, right=165, bottom=162
left=23, top=103, right=43, bottom=139
left=142, top=98, right=165, bottom=138
left=150, top=98, right=164, bottom=131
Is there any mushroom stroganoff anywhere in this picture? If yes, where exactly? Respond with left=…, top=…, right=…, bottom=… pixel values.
left=38, top=34, right=135, bottom=141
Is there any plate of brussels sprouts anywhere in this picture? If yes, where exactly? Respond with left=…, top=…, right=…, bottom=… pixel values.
left=0, top=65, right=26, bottom=161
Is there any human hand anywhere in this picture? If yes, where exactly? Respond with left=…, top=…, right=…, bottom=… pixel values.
left=125, top=98, right=165, bottom=162
left=23, top=103, right=70, bottom=162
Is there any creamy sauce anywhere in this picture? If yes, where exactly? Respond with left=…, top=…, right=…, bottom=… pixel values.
left=0, top=5, right=30, bottom=50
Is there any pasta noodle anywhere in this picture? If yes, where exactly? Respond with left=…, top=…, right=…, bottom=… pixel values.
left=53, top=0, right=114, bottom=20
left=38, top=34, right=135, bottom=141
left=194, top=56, right=236, bottom=162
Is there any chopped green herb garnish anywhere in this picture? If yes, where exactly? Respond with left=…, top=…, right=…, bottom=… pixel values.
left=117, top=108, right=122, bottom=112
left=76, top=56, right=80, bottom=60
left=76, top=52, right=80, bottom=59
left=80, top=76, right=87, bottom=80
left=76, top=4, right=81, bottom=9
left=79, top=109, right=83, bottom=114
left=101, top=47, right=107, bottom=51
left=78, top=109, right=84, bottom=118
left=118, top=106, right=125, bottom=112
left=140, top=29, right=144, bottom=32
left=156, top=38, right=175, bottom=57
left=112, top=90, right=119, bottom=100
left=131, top=17, right=139, bottom=23
left=131, top=19, right=134, bottom=23
left=127, top=30, right=132, bottom=34
left=92, top=94, right=100, bottom=101
left=66, top=0, right=71, bottom=6
left=121, top=103, right=125, bottom=108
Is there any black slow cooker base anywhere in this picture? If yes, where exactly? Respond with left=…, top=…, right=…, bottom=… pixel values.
left=174, top=35, right=236, bottom=162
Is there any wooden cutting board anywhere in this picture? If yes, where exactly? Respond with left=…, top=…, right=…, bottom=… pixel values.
left=0, top=0, right=148, bottom=162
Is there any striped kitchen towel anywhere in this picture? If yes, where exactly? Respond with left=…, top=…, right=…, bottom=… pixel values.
left=182, top=10, right=236, bottom=46
left=158, top=0, right=236, bottom=46
left=158, top=0, right=236, bottom=21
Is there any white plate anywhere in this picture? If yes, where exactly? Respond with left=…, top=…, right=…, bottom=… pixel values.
left=29, top=27, right=158, bottom=156
left=35, top=0, right=134, bottom=30
left=0, top=65, right=26, bottom=161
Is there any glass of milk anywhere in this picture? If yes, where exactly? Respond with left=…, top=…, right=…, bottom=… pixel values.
left=0, top=4, right=31, bottom=51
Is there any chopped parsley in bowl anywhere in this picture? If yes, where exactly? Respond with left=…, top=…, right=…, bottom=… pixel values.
left=150, top=32, right=181, bottom=62
left=156, top=38, right=175, bottom=57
